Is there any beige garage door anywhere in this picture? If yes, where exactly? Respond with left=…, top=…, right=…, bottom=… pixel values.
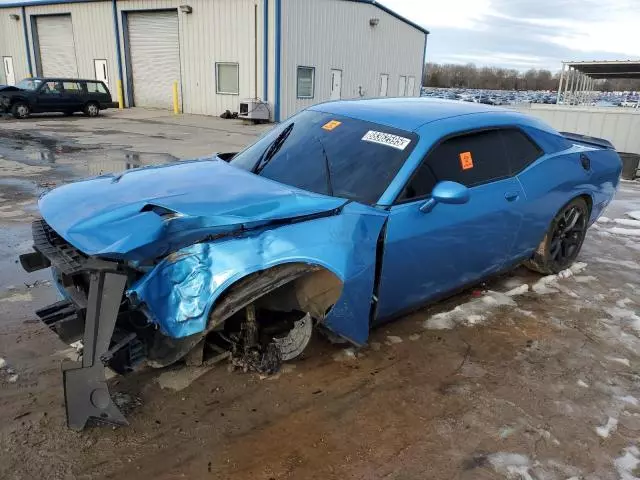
left=36, top=14, right=79, bottom=78
left=127, top=10, right=181, bottom=109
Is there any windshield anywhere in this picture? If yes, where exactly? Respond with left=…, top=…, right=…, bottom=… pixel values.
left=230, top=110, right=418, bottom=204
left=16, top=79, right=42, bottom=91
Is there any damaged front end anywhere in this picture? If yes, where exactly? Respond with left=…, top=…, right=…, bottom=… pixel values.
left=20, top=159, right=388, bottom=430
left=21, top=219, right=153, bottom=429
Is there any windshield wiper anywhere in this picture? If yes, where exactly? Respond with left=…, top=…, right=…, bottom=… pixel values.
left=253, top=123, right=295, bottom=174
left=315, top=136, right=333, bottom=196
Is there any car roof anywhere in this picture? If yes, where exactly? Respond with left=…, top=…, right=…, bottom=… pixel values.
left=30, top=78, right=103, bottom=82
left=310, top=97, right=528, bottom=132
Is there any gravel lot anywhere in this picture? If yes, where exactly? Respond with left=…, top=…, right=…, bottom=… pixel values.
left=1, top=109, right=639, bottom=480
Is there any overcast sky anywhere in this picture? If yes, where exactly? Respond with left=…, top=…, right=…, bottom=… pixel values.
left=381, top=0, right=640, bottom=71
left=2, top=0, right=637, bottom=71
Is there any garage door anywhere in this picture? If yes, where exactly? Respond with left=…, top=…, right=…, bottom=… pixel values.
left=127, top=11, right=180, bottom=109
left=36, top=15, right=78, bottom=78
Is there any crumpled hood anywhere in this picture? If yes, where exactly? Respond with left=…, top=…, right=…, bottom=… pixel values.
left=39, top=159, right=347, bottom=261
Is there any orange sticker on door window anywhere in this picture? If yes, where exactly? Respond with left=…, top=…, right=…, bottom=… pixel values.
left=459, top=151, right=474, bottom=170
left=322, top=120, right=342, bottom=131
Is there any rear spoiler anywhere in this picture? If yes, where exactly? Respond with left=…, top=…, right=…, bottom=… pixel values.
left=560, top=132, right=615, bottom=150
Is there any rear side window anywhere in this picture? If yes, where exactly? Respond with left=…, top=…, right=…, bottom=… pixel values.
left=86, top=82, right=108, bottom=94
left=63, top=82, right=82, bottom=92
left=500, top=129, right=543, bottom=173
left=398, top=130, right=510, bottom=202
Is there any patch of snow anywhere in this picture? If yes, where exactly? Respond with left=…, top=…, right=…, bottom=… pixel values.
left=0, top=357, right=5, bottom=369
left=408, top=334, right=420, bottom=341
left=516, top=309, right=537, bottom=318
left=466, top=314, right=486, bottom=325
left=577, top=380, right=589, bottom=388
left=481, top=291, right=517, bottom=307
left=627, top=211, right=640, bottom=220
left=596, top=416, right=618, bottom=438
left=615, top=218, right=640, bottom=228
left=597, top=216, right=613, bottom=223
left=7, top=374, right=18, bottom=383
left=616, top=298, right=634, bottom=308
left=614, top=446, right=640, bottom=480
left=618, top=396, right=639, bottom=406
left=505, top=284, right=529, bottom=297
left=532, top=275, right=559, bottom=294
left=609, top=227, right=640, bottom=237
left=557, top=268, right=573, bottom=279
left=605, top=307, right=640, bottom=332
left=570, top=262, right=588, bottom=274
left=0, top=292, right=33, bottom=303
left=423, top=291, right=516, bottom=330
left=385, top=335, right=403, bottom=344
left=607, top=357, right=631, bottom=367
left=488, top=453, right=534, bottom=480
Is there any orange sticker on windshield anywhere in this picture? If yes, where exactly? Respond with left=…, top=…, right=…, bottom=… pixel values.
left=459, top=151, right=474, bottom=170
left=322, top=120, right=342, bottom=131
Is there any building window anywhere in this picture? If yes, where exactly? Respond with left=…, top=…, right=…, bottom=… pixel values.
left=297, top=66, right=315, bottom=99
left=216, top=62, right=239, bottom=95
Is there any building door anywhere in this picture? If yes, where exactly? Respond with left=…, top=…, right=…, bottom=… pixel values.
left=35, top=14, right=78, bottom=77
left=2, top=57, right=15, bottom=85
left=330, top=69, right=342, bottom=100
left=126, top=10, right=180, bottom=109
left=407, top=76, right=416, bottom=96
left=94, top=59, right=109, bottom=87
left=379, top=74, right=389, bottom=97
left=398, top=76, right=407, bottom=97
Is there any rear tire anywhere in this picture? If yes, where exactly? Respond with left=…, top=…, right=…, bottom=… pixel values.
left=83, top=102, right=100, bottom=117
left=524, top=197, right=589, bottom=275
left=11, top=102, right=30, bottom=119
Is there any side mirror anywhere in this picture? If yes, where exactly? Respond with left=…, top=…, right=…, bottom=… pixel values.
left=419, top=181, right=470, bottom=213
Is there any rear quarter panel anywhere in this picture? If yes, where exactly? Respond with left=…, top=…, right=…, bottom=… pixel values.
left=512, top=144, right=621, bottom=259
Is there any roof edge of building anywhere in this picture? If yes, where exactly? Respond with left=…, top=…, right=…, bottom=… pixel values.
left=347, top=0, right=429, bottom=35
left=0, top=0, right=431, bottom=36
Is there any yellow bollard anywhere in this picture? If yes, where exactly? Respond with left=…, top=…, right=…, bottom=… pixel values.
left=117, top=80, right=124, bottom=109
left=172, top=81, right=180, bottom=114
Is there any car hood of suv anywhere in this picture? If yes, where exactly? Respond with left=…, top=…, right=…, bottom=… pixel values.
left=38, top=158, right=348, bottom=261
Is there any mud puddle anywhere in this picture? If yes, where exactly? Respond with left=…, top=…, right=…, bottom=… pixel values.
left=0, top=130, right=177, bottom=185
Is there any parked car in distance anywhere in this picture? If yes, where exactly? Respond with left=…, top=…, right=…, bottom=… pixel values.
left=20, top=98, right=622, bottom=429
left=0, top=77, right=117, bottom=118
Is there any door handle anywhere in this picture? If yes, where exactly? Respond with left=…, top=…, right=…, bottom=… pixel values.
left=505, top=191, right=519, bottom=201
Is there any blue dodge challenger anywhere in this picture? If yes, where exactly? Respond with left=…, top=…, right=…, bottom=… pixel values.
left=20, top=98, right=622, bottom=428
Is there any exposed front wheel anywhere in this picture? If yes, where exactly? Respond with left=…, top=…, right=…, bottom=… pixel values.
left=524, top=197, right=589, bottom=274
left=83, top=102, right=100, bottom=117
left=273, top=313, right=314, bottom=361
left=11, top=102, right=30, bottom=119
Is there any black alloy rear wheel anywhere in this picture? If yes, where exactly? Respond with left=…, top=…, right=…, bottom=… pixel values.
left=524, top=197, right=589, bottom=275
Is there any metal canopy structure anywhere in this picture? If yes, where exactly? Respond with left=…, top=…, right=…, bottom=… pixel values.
left=556, top=60, right=640, bottom=105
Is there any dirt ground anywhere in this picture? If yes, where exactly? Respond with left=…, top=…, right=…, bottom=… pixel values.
left=1, top=109, right=639, bottom=480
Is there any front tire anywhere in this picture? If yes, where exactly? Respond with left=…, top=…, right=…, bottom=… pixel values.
left=524, top=197, right=589, bottom=274
left=11, top=102, right=30, bottom=119
left=83, top=102, right=100, bottom=117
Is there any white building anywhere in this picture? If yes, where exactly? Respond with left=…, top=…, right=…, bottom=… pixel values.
left=0, top=0, right=428, bottom=121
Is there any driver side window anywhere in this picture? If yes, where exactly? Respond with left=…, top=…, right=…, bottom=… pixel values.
left=397, top=129, right=510, bottom=203
left=40, top=81, right=63, bottom=95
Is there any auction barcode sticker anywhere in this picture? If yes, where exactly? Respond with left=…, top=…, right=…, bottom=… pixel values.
left=362, top=130, right=411, bottom=150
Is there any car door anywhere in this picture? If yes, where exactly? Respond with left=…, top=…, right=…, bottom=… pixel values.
left=375, top=128, right=525, bottom=321
left=35, top=81, right=66, bottom=112
left=62, top=81, right=85, bottom=111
